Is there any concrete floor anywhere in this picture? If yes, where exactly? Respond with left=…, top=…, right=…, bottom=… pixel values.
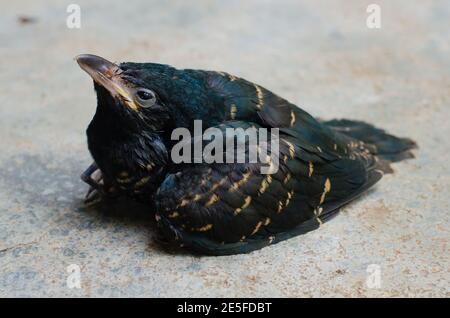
left=0, top=0, right=449, bottom=297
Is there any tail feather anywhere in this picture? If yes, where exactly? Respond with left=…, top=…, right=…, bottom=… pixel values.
left=323, top=119, right=417, bottom=163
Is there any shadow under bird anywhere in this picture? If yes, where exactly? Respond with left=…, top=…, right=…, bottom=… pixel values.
left=76, top=54, right=417, bottom=255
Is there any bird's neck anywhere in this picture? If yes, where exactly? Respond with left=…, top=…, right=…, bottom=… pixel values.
left=87, top=111, right=169, bottom=188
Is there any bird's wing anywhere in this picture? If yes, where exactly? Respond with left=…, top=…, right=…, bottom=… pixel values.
left=204, top=71, right=352, bottom=157
left=155, top=121, right=382, bottom=255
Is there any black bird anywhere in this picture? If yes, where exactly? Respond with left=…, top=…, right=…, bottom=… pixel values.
left=76, top=54, right=416, bottom=255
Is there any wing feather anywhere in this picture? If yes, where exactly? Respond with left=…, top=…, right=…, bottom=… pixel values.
left=155, top=119, right=381, bottom=254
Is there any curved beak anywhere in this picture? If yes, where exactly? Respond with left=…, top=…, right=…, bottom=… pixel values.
left=76, top=54, right=137, bottom=109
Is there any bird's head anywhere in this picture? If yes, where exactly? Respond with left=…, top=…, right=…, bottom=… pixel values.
left=76, top=54, right=175, bottom=133
left=76, top=54, right=178, bottom=195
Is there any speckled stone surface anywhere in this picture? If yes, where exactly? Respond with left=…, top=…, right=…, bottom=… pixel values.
left=0, top=0, right=449, bottom=297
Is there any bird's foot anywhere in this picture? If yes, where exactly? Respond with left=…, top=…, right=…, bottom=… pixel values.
left=81, top=162, right=118, bottom=205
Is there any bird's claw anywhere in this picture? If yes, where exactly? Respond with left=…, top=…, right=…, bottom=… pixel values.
left=81, top=162, right=117, bottom=205
left=84, top=187, right=103, bottom=206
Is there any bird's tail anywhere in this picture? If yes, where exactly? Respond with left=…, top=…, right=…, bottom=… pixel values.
left=323, top=119, right=417, bottom=163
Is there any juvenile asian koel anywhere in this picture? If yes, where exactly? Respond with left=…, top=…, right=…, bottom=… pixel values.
left=77, top=54, right=416, bottom=255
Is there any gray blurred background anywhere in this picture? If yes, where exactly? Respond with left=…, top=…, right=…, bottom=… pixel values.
left=0, top=0, right=448, bottom=297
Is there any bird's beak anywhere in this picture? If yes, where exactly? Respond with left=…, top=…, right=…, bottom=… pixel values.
left=76, top=54, right=137, bottom=110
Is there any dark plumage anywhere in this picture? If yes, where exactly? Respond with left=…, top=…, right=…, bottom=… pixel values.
left=77, top=54, right=417, bottom=255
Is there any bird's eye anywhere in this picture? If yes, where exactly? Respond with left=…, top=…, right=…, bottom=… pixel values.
left=136, top=89, right=156, bottom=107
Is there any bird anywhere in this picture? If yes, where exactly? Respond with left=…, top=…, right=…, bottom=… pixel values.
left=76, top=54, right=417, bottom=255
